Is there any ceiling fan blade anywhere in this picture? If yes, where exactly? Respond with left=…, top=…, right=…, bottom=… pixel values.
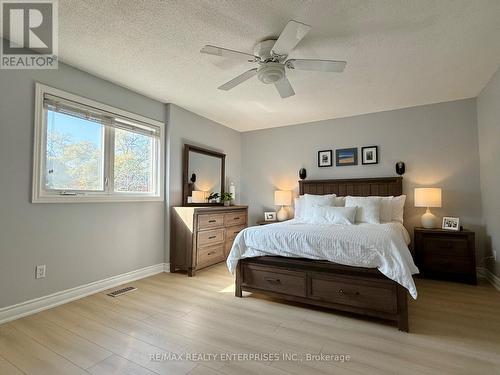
left=286, top=59, right=347, bottom=72
left=217, top=68, right=258, bottom=91
left=272, top=20, right=311, bottom=57
left=201, top=45, right=256, bottom=62
left=274, top=76, right=295, bottom=98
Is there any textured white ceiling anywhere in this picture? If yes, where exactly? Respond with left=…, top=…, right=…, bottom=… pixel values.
left=56, top=0, right=500, bottom=131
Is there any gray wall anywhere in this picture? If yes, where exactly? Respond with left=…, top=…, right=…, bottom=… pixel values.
left=477, top=67, right=500, bottom=276
left=241, top=99, right=484, bottom=256
left=165, top=104, right=242, bottom=260
left=0, top=63, right=166, bottom=308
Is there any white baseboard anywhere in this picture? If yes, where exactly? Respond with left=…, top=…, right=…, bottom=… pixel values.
left=0, top=262, right=170, bottom=325
left=477, top=267, right=500, bottom=291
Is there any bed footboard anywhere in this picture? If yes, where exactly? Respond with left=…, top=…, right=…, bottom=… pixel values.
left=235, top=256, right=409, bottom=332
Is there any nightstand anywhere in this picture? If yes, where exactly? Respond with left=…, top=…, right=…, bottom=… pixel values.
left=414, top=227, right=476, bottom=284
left=256, top=220, right=278, bottom=225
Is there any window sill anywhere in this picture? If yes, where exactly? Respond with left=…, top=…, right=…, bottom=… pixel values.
left=32, top=194, right=164, bottom=203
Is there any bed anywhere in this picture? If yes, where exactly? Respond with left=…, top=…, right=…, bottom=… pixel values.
left=228, top=177, right=417, bottom=331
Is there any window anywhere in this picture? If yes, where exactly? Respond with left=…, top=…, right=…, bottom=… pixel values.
left=33, top=83, right=164, bottom=202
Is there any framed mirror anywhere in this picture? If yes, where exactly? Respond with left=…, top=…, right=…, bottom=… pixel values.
left=182, top=144, right=225, bottom=206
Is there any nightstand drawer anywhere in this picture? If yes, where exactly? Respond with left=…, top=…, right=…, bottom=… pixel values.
left=423, top=237, right=469, bottom=257
left=421, top=255, right=471, bottom=274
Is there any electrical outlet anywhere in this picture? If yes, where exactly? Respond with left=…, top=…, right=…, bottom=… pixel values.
left=35, top=265, right=46, bottom=279
left=493, top=250, right=497, bottom=261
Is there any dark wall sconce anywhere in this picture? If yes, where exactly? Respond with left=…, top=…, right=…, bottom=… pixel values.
left=299, top=168, right=307, bottom=180
left=190, top=173, right=197, bottom=183
left=395, top=162, right=405, bottom=175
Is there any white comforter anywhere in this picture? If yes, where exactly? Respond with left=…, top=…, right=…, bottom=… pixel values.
left=227, top=220, right=419, bottom=299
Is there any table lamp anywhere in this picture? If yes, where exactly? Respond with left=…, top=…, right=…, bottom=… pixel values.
left=191, top=190, right=206, bottom=204
left=274, top=190, right=292, bottom=221
left=414, top=188, right=442, bottom=228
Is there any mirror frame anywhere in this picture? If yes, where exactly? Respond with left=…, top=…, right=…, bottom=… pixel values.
left=182, top=144, right=226, bottom=206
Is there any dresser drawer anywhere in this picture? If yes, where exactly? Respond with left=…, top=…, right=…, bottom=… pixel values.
left=242, top=265, right=306, bottom=297
left=224, top=241, right=233, bottom=257
left=225, top=224, right=246, bottom=242
left=224, top=211, right=246, bottom=226
left=308, top=274, right=397, bottom=313
left=197, top=244, right=225, bottom=269
left=423, top=236, right=469, bottom=257
left=197, top=228, right=225, bottom=246
left=198, top=214, right=224, bottom=230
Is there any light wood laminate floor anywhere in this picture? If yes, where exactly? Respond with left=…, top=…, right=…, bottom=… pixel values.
left=1, top=263, right=499, bottom=375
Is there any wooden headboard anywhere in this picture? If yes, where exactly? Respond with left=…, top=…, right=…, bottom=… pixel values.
left=299, top=177, right=402, bottom=197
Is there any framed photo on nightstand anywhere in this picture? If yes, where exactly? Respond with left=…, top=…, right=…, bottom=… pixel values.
left=264, top=212, right=276, bottom=221
left=442, top=217, right=460, bottom=231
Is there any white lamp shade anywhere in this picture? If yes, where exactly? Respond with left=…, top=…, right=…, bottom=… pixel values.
left=191, top=190, right=206, bottom=203
left=414, top=188, right=442, bottom=208
left=274, top=190, right=292, bottom=206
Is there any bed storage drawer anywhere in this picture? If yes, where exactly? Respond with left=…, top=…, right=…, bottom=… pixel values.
left=241, top=264, right=306, bottom=297
left=308, top=273, right=397, bottom=314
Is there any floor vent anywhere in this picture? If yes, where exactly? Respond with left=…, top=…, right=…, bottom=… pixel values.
left=106, top=286, right=137, bottom=297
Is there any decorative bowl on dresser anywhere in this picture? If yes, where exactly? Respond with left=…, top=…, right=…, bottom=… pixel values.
left=414, top=227, right=477, bottom=284
left=171, top=206, right=248, bottom=276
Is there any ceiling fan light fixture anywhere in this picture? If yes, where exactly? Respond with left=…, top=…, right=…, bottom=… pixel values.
left=257, top=63, right=285, bottom=84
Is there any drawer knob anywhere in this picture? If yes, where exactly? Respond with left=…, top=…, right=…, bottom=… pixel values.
left=208, top=220, right=216, bottom=223
left=207, top=251, right=216, bottom=255
left=234, top=217, right=240, bottom=220
left=338, top=289, right=360, bottom=296
left=264, top=277, right=281, bottom=284
left=208, top=236, right=216, bottom=239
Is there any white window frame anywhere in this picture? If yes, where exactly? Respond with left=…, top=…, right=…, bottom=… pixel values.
left=32, top=83, right=164, bottom=203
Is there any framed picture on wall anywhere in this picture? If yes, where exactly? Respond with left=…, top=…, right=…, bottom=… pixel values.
left=336, top=148, right=358, bottom=166
left=362, top=146, right=379, bottom=165
left=318, top=150, right=333, bottom=167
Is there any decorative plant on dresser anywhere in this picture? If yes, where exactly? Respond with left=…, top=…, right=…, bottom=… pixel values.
left=171, top=206, right=248, bottom=276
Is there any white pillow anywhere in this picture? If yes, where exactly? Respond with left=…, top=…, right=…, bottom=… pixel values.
left=308, top=206, right=357, bottom=225
left=334, top=196, right=346, bottom=207
left=303, top=194, right=336, bottom=219
left=294, top=196, right=305, bottom=219
left=345, top=196, right=382, bottom=224
left=391, top=195, right=406, bottom=223
left=380, top=196, right=394, bottom=223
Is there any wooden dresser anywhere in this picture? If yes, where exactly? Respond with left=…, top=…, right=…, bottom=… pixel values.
left=414, top=227, right=477, bottom=284
left=170, top=206, right=248, bottom=276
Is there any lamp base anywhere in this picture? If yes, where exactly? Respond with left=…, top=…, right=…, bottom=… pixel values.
left=421, top=208, right=438, bottom=228
left=277, top=206, right=288, bottom=221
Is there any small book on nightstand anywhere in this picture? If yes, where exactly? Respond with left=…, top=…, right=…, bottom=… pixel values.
left=414, top=227, right=477, bottom=285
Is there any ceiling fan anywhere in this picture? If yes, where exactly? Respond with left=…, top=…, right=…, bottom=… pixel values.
left=200, top=20, right=346, bottom=99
